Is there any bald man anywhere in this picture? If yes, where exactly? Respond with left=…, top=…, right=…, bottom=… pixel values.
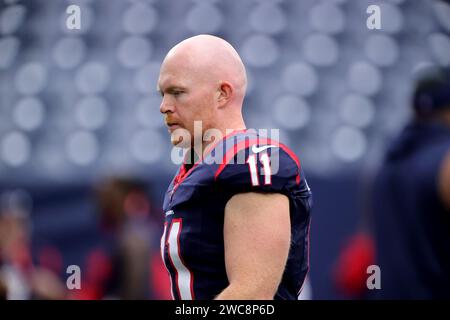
left=157, top=35, right=312, bottom=300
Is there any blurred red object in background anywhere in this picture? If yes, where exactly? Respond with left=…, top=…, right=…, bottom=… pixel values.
left=334, top=232, right=375, bottom=298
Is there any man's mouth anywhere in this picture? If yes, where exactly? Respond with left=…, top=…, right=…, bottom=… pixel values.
left=166, top=123, right=181, bottom=131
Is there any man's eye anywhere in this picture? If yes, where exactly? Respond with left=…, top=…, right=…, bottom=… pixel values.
left=173, top=91, right=183, bottom=96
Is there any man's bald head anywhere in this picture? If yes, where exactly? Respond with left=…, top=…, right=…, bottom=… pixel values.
left=162, top=34, right=247, bottom=103
left=158, top=35, right=248, bottom=147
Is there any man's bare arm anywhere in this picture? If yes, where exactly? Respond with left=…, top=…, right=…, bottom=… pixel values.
left=215, top=192, right=291, bottom=300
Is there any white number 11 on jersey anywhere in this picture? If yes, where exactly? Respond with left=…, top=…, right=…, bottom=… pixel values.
left=247, top=153, right=272, bottom=186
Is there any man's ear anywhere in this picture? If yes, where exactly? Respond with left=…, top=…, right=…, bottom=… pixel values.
left=217, top=82, right=233, bottom=107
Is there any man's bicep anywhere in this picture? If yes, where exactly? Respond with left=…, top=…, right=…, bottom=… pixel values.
left=223, top=192, right=291, bottom=297
left=439, top=149, right=450, bottom=210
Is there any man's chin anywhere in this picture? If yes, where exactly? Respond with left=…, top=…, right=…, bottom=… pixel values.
left=170, top=128, right=193, bottom=148
left=171, top=136, right=190, bottom=149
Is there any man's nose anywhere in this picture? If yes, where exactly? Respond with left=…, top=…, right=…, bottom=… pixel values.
left=160, top=96, right=175, bottom=114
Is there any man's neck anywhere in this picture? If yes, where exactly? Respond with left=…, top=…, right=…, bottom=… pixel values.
left=185, top=124, right=247, bottom=168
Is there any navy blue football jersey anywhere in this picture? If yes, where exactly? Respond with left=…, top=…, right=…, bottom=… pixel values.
left=160, top=129, right=312, bottom=300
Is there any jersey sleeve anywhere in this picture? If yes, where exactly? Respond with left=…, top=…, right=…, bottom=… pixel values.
left=214, top=143, right=304, bottom=196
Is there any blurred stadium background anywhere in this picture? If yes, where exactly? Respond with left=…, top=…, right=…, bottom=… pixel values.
left=0, top=0, right=449, bottom=299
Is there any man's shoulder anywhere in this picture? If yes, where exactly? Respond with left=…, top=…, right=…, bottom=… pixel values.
left=211, top=129, right=301, bottom=177
left=195, top=129, right=302, bottom=191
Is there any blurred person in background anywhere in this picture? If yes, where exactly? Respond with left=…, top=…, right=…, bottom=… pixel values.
left=371, top=66, right=450, bottom=299
left=333, top=67, right=450, bottom=300
left=0, top=191, right=66, bottom=300
left=70, top=177, right=170, bottom=300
